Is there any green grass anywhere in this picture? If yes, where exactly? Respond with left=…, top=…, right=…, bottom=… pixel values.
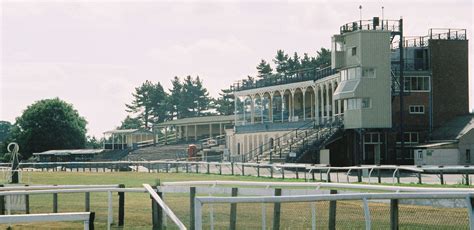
left=0, top=172, right=471, bottom=229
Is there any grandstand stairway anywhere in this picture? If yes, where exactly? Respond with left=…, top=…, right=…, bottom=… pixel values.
left=245, top=117, right=344, bottom=164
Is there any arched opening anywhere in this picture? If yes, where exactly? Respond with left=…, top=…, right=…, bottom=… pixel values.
left=293, top=88, right=304, bottom=121
left=262, top=92, right=271, bottom=123
left=244, top=96, right=252, bottom=124
left=254, top=94, right=262, bottom=123
left=283, top=90, right=291, bottom=122
left=305, top=87, right=315, bottom=120
left=272, top=91, right=283, bottom=123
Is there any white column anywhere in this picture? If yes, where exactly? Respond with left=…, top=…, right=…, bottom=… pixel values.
left=269, top=92, right=274, bottom=123
left=250, top=96, right=255, bottom=124
left=325, top=83, right=330, bottom=123
left=332, top=81, right=337, bottom=120
left=209, top=123, right=213, bottom=138
left=314, top=87, right=319, bottom=125
left=291, top=90, right=295, bottom=122
left=219, top=123, right=223, bottom=137
left=194, top=125, right=197, bottom=141
left=242, top=98, right=246, bottom=124
left=302, top=89, right=306, bottom=121
left=260, top=94, right=264, bottom=124
left=281, top=91, right=285, bottom=122
left=185, top=125, right=189, bottom=142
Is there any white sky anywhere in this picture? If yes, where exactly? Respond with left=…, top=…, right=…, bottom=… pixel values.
left=1, top=0, right=473, bottom=137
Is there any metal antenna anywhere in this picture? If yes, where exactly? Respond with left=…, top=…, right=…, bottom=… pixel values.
left=359, top=5, right=363, bottom=21
left=382, top=6, right=385, bottom=20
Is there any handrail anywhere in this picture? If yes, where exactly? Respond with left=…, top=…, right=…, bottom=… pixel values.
left=240, top=119, right=315, bottom=162
left=161, top=180, right=474, bottom=193
left=143, top=184, right=187, bottom=230
left=196, top=191, right=474, bottom=204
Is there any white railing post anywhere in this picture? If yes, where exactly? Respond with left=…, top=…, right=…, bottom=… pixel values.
left=194, top=198, right=203, bottom=230
left=362, top=198, right=371, bottom=230
left=466, top=196, right=474, bottom=230
left=107, top=191, right=113, bottom=230
left=311, top=202, right=316, bottom=230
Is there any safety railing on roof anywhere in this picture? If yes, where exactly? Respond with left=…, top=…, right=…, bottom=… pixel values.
left=391, top=28, right=467, bottom=49
left=339, top=19, right=401, bottom=34
left=233, top=66, right=337, bottom=92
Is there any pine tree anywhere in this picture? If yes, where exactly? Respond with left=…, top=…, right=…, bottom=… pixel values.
left=256, top=59, right=273, bottom=78
left=273, top=50, right=289, bottom=74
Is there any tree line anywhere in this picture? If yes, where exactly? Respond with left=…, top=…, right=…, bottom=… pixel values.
left=123, top=48, right=331, bottom=130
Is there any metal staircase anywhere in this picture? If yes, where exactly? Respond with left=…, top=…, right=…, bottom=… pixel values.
left=241, top=117, right=344, bottom=164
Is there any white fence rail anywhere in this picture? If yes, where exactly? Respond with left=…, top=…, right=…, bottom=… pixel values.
left=0, top=212, right=94, bottom=230
left=194, top=192, right=474, bottom=230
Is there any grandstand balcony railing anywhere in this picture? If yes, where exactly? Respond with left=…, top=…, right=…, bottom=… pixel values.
left=391, top=28, right=467, bottom=49
left=339, top=19, right=401, bottom=34
left=233, top=66, right=337, bottom=92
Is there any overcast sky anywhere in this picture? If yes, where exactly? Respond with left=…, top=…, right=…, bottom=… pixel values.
left=1, top=0, right=473, bottom=137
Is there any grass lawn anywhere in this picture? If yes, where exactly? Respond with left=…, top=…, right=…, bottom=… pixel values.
left=0, top=172, right=470, bottom=229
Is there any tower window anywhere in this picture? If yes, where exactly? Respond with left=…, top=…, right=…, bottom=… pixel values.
left=351, top=47, right=357, bottom=56
left=409, top=105, right=425, bottom=114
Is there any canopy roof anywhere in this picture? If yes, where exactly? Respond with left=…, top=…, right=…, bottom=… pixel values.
left=155, top=115, right=234, bottom=127
left=103, top=129, right=153, bottom=135
left=33, top=149, right=104, bottom=156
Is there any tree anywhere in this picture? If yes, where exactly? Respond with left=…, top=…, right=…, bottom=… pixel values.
left=10, top=98, right=87, bottom=159
left=215, top=88, right=235, bottom=115
left=256, top=59, right=273, bottom=78
left=85, top=136, right=103, bottom=149
left=126, top=80, right=167, bottom=129
left=119, top=115, right=142, bottom=129
left=168, top=76, right=184, bottom=119
left=313, top=48, right=331, bottom=68
left=287, top=52, right=301, bottom=73
left=0, top=121, right=12, bottom=144
left=273, top=50, right=289, bottom=74
left=180, top=76, right=211, bottom=117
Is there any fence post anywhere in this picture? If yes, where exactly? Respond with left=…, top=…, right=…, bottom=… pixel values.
left=230, top=188, right=238, bottom=230
left=0, top=185, right=4, bottom=215
left=270, top=165, right=274, bottom=178
left=257, top=164, right=260, bottom=177
left=296, top=167, right=299, bottom=179
left=390, top=199, right=399, bottom=230
left=85, top=192, right=90, bottom=212
left=466, top=173, right=470, bottom=186
left=357, top=167, right=362, bottom=183
left=89, top=212, right=96, bottom=230
left=118, top=184, right=125, bottom=227
left=440, top=170, right=444, bottom=185
left=328, top=190, right=337, bottom=230
left=196, top=163, right=199, bottom=174
left=272, top=188, right=282, bottom=230
left=231, top=162, right=234, bottom=175
left=418, top=172, right=422, bottom=184
left=242, top=164, right=245, bottom=176
left=151, top=186, right=162, bottom=230
left=377, top=169, right=382, bottom=184
left=396, top=169, right=401, bottom=184
left=219, top=163, right=222, bottom=175
left=282, top=166, right=285, bottom=179
left=190, top=187, right=196, bottom=230
left=186, top=163, right=189, bottom=173
left=207, top=163, right=210, bottom=174
left=53, top=186, right=58, bottom=213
